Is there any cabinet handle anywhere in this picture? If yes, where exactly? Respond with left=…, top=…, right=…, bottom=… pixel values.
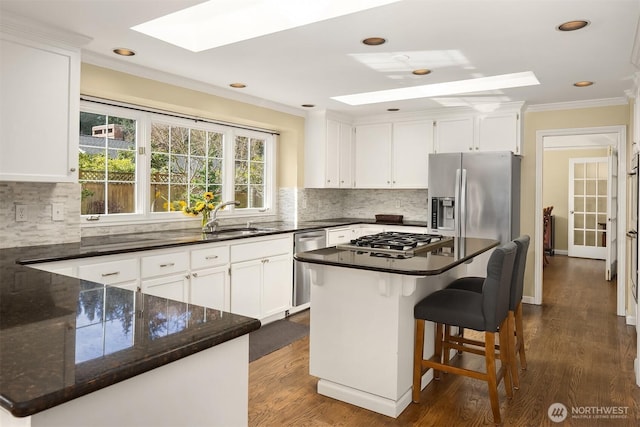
left=205, top=255, right=219, bottom=260
left=469, top=147, right=473, bottom=151
left=159, top=262, right=175, bottom=268
left=262, top=259, right=270, bottom=263
left=69, top=168, right=76, bottom=172
left=101, top=271, right=120, bottom=277
left=192, top=272, right=198, bottom=277
left=185, top=274, right=190, bottom=279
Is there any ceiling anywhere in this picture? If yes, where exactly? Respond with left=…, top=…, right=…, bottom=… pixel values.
left=1, top=0, right=639, bottom=117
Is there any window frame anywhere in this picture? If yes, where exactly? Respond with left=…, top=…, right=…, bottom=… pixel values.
left=79, top=100, right=277, bottom=227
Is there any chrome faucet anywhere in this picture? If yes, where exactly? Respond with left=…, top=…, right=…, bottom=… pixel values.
left=203, top=200, right=240, bottom=232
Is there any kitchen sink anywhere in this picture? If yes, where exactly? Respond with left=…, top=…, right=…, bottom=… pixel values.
left=206, top=227, right=278, bottom=236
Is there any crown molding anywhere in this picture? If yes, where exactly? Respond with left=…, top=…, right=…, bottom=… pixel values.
left=81, top=51, right=306, bottom=118
left=632, top=15, right=640, bottom=69
left=0, top=10, right=91, bottom=48
left=525, top=97, right=628, bottom=113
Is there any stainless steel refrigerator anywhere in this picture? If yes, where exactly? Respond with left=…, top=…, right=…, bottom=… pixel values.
left=428, top=151, right=521, bottom=244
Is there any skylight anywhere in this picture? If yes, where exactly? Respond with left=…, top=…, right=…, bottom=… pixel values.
left=331, top=71, right=540, bottom=105
left=132, top=0, right=400, bottom=52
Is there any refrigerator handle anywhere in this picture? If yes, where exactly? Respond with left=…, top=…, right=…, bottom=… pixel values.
left=460, top=168, right=467, bottom=238
left=455, top=168, right=461, bottom=237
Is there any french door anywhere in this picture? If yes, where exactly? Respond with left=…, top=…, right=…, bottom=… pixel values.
left=568, top=157, right=608, bottom=262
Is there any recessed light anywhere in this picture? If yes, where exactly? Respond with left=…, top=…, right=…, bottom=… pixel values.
left=574, top=81, right=594, bottom=87
left=412, top=69, right=431, bottom=76
left=113, top=48, right=135, bottom=56
left=229, top=83, right=246, bottom=88
left=557, top=20, right=590, bottom=31
left=387, top=108, right=400, bottom=112
left=362, top=37, right=386, bottom=46
left=301, top=104, right=315, bottom=108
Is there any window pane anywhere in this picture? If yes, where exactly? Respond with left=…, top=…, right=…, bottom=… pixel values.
left=574, top=180, right=584, bottom=195
left=235, top=185, right=248, bottom=208
left=249, top=185, right=264, bottom=207
left=190, top=157, right=206, bottom=184
left=250, top=162, right=264, bottom=184
left=191, top=129, right=206, bottom=156
left=171, top=155, right=188, bottom=183
left=151, top=123, right=170, bottom=152
left=574, top=230, right=584, bottom=245
left=250, top=139, right=264, bottom=161
left=209, top=132, right=223, bottom=157
left=80, top=112, right=137, bottom=216
left=171, top=127, right=189, bottom=155
left=235, top=160, right=249, bottom=184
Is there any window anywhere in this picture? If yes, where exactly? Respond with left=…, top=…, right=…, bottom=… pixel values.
left=150, top=122, right=224, bottom=211
left=79, top=111, right=137, bottom=215
left=234, top=134, right=266, bottom=209
left=79, top=100, right=275, bottom=224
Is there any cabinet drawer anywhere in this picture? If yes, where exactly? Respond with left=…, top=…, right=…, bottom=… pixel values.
left=191, top=245, right=230, bottom=269
left=327, top=228, right=352, bottom=246
left=230, top=236, right=292, bottom=263
left=141, top=251, right=189, bottom=278
left=78, top=258, right=138, bottom=285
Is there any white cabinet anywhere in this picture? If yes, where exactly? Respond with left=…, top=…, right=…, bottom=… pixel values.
left=327, top=227, right=353, bottom=246
left=190, top=244, right=230, bottom=311
left=77, top=257, right=139, bottom=290
left=477, top=112, right=521, bottom=154
left=434, top=111, right=521, bottom=154
left=434, top=116, right=475, bottom=153
left=392, top=120, right=433, bottom=188
left=354, top=121, right=432, bottom=188
left=140, top=250, right=189, bottom=301
left=0, top=30, right=83, bottom=182
left=142, top=274, right=189, bottom=301
left=354, top=123, right=393, bottom=188
left=304, top=111, right=354, bottom=188
left=230, top=235, right=293, bottom=321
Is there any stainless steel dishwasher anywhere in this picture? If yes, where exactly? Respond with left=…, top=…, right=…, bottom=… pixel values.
left=293, top=230, right=327, bottom=307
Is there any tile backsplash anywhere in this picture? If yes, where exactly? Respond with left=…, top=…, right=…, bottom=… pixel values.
left=1, top=182, right=428, bottom=248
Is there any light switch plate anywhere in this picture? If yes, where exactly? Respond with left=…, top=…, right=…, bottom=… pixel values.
left=52, top=203, right=64, bottom=221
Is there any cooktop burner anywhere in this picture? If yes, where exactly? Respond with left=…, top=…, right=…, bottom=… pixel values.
left=337, top=232, right=452, bottom=257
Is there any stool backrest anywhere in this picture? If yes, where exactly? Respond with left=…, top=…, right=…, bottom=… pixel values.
left=510, top=235, right=530, bottom=310
left=482, top=241, right=517, bottom=332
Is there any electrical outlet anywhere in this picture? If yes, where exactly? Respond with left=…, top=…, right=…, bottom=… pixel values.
left=52, top=203, right=64, bottom=221
left=16, top=205, right=27, bottom=222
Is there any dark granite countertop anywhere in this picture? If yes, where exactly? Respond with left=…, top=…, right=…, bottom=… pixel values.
left=0, top=218, right=427, bottom=417
left=293, top=237, right=499, bottom=276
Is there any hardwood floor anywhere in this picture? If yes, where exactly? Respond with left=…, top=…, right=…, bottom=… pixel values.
left=248, top=256, right=639, bottom=426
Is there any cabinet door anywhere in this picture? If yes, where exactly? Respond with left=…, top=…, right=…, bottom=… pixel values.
left=354, top=123, right=392, bottom=188
left=327, top=227, right=352, bottom=246
left=325, top=119, right=340, bottom=188
left=0, top=35, right=80, bottom=182
left=477, top=112, right=520, bottom=153
left=141, top=274, right=189, bottom=302
left=230, top=260, right=262, bottom=318
left=190, top=266, right=229, bottom=311
left=262, top=254, right=292, bottom=317
left=434, top=117, right=475, bottom=153
left=392, top=121, right=433, bottom=188
left=338, top=122, right=354, bottom=188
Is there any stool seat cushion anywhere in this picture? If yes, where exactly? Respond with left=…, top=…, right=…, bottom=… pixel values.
left=446, top=276, right=483, bottom=293
left=414, top=288, right=485, bottom=332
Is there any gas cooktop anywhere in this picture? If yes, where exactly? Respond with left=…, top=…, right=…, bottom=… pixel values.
left=336, top=232, right=452, bottom=257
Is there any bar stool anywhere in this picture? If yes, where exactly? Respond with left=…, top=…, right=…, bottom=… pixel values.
left=446, top=235, right=530, bottom=389
left=412, top=241, right=517, bottom=425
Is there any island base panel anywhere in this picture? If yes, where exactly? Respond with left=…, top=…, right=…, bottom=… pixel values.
left=2, top=336, right=249, bottom=427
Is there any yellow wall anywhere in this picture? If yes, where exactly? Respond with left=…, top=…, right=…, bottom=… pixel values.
left=543, top=147, right=609, bottom=251
left=522, top=103, right=631, bottom=298
left=80, top=63, right=305, bottom=188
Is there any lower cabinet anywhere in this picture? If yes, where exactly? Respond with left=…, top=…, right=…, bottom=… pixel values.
left=230, top=235, right=293, bottom=322
left=190, top=266, right=230, bottom=312
left=141, top=274, right=189, bottom=302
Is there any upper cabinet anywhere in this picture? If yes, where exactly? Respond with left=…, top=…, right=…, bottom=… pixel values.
left=353, top=120, right=433, bottom=189
left=0, top=15, right=88, bottom=182
left=353, top=123, right=393, bottom=188
left=304, top=111, right=353, bottom=188
left=434, top=107, right=523, bottom=155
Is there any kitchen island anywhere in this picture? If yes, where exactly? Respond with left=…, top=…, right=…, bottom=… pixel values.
left=294, top=236, right=499, bottom=418
left=0, top=246, right=260, bottom=427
